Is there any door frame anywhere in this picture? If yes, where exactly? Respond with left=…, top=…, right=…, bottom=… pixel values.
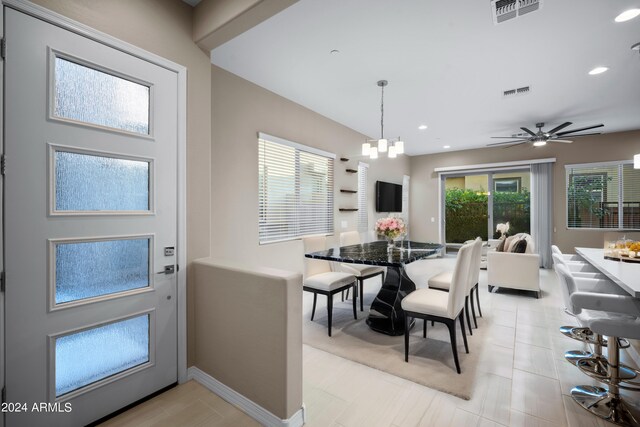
left=0, top=1, right=189, bottom=413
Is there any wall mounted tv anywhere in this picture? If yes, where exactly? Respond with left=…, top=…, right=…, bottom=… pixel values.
left=375, top=181, right=402, bottom=212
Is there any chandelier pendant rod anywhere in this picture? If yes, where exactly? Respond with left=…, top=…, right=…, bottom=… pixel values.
left=380, top=81, right=384, bottom=139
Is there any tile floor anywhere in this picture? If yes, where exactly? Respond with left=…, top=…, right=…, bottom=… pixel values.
left=102, top=260, right=639, bottom=427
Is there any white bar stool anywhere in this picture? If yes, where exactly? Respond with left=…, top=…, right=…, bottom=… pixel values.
left=569, top=291, right=640, bottom=426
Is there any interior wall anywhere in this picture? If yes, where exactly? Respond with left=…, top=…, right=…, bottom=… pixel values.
left=211, top=65, right=410, bottom=273
left=410, top=130, right=640, bottom=253
left=30, top=0, right=212, bottom=367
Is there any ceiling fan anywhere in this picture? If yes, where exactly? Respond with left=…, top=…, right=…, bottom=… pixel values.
left=488, top=122, right=604, bottom=148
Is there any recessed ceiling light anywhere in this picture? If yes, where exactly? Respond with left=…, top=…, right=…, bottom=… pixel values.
left=443, top=145, right=450, bottom=149
left=615, top=9, right=640, bottom=22
left=418, top=125, right=428, bottom=130
left=588, top=66, right=609, bottom=75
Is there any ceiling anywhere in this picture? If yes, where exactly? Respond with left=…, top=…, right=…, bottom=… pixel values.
left=210, top=0, right=640, bottom=156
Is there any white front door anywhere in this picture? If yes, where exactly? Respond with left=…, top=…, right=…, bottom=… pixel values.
left=4, top=8, right=178, bottom=426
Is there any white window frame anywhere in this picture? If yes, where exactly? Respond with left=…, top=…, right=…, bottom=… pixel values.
left=565, top=160, right=638, bottom=231
left=258, top=132, right=335, bottom=244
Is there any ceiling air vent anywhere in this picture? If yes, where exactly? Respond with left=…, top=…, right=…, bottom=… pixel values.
left=503, top=86, right=531, bottom=97
left=491, top=0, right=542, bottom=25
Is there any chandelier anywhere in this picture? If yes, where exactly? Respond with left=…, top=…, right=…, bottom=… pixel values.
left=362, top=80, right=404, bottom=159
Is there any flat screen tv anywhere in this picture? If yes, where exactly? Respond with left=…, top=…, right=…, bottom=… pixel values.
left=376, top=181, right=402, bottom=212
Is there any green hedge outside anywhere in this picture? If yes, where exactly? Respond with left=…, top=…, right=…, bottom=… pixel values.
left=445, top=188, right=530, bottom=243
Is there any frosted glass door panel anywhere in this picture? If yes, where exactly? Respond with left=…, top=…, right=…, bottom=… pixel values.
left=55, top=238, right=150, bottom=305
left=55, top=314, right=150, bottom=397
left=55, top=150, right=150, bottom=212
left=54, top=57, right=150, bottom=134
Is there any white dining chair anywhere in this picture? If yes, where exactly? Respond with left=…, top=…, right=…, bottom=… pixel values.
left=427, top=237, right=482, bottom=333
left=303, top=236, right=357, bottom=337
left=401, top=241, right=472, bottom=373
left=339, top=231, right=385, bottom=311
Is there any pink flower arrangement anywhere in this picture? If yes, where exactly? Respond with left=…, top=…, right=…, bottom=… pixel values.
left=375, top=216, right=407, bottom=240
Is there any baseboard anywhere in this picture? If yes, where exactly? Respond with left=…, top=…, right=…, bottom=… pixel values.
left=187, top=367, right=305, bottom=427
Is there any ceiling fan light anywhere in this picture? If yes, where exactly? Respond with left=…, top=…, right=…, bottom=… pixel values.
left=533, top=140, right=547, bottom=147
left=370, top=146, right=378, bottom=159
left=395, top=140, right=404, bottom=154
left=615, top=9, right=640, bottom=22
left=388, top=145, right=397, bottom=158
left=634, top=154, right=640, bottom=169
left=362, top=142, right=371, bottom=156
left=588, top=66, right=609, bottom=75
left=378, top=138, right=388, bottom=152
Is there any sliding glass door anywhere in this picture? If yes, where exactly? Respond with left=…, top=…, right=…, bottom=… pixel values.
left=443, top=169, right=530, bottom=244
left=492, top=171, right=531, bottom=237
left=444, top=174, right=490, bottom=243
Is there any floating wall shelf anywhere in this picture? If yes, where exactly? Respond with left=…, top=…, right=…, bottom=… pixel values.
left=338, top=208, right=358, bottom=212
left=345, top=168, right=357, bottom=173
left=340, top=189, right=357, bottom=194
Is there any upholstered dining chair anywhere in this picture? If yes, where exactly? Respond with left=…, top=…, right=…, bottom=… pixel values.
left=428, top=237, right=482, bottom=333
left=339, top=231, right=385, bottom=311
left=303, top=236, right=357, bottom=337
left=401, top=241, right=472, bottom=374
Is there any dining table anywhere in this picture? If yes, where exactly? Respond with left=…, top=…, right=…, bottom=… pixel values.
left=305, top=240, right=444, bottom=336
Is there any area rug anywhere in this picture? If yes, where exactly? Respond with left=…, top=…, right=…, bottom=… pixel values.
left=302, top=288, right=486, bottom=400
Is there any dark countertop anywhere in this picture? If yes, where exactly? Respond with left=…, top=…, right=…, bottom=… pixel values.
left=305, top=241, right=444, bottom=267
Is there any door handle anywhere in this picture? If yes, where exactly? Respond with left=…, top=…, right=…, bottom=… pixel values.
left=157, top=265, right=175, bottom=275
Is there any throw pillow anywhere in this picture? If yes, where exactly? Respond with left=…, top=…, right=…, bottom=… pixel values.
left=496, top=237, right=506, bottom=252
left=504, top=235, right=517, bottom=252
left=511, top=238, right=528, bottom=254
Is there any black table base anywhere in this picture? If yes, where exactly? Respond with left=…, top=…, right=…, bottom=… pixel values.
left=366, top=266, right=416, bottom=336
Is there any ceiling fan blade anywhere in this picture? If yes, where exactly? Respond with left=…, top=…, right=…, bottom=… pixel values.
left=562, top=132, right=602, bottom=138
left=491, top=136, right=529, bottom=139
left=547, top=122, right=573, bottom=135
left=520, top=127, right=537, bottom=136
left=548, top=139, right=573, bottom=143
left=487, top=140, right=527, bottom=147
left=556, top=124, right=604, bottom=136
left=502, top=142, right=529, bottom=149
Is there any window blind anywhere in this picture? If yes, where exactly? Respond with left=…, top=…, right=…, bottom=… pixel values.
left=566, top=160, right=640, bottom=230
left=357, top=162, right=369, bottom=233
left=258, top=133, right=335, bottom=244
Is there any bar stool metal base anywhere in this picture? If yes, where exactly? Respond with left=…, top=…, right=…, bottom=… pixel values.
left=577, top=358, right=640, bottom=390
left=560, top=326, right=630, bottom=348
left=560, top=326, right=600, bottom=344
left=571, top=385, right=640, bottom=427
left=565, top=349, right=592, bottom=365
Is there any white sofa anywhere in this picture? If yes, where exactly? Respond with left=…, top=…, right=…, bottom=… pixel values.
left=487, top=233, right=540, bottom=298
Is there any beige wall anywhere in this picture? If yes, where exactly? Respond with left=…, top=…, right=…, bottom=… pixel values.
left=193, top=258, right=302, bottom=419
left=31, top=0, right=212, bottom=366
left=410, top=130, right=640, bottom=252
left=211, top=65, right=410, bottom=273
